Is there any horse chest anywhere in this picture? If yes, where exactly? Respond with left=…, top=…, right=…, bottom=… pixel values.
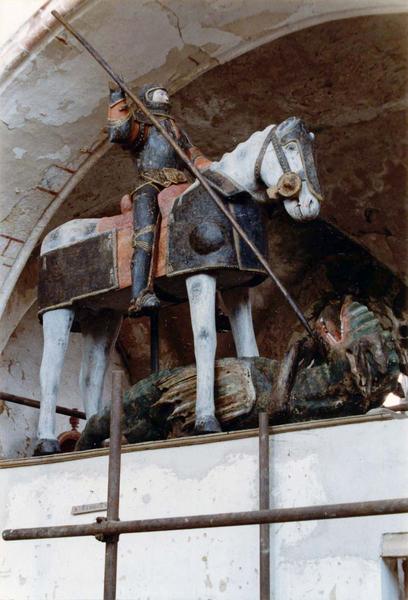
left=152, top=185, right=267, bottom=300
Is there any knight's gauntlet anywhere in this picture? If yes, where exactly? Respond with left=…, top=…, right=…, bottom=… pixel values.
left=107, top=83, right=133, bottom=143
left=187, top=145, right=211, bottom=170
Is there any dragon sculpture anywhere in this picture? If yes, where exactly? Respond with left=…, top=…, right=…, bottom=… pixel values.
left=77, top=294, right=405, bottom=450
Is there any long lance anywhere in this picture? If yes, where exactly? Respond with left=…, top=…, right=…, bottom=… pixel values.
left=51, top=10, right=315, bottom=339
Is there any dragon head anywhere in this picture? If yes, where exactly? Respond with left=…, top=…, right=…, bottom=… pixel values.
left=315, top=296, right=399, bottom=398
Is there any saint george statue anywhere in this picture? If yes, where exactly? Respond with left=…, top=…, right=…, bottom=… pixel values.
left=107, top=83, right=209, bottom=316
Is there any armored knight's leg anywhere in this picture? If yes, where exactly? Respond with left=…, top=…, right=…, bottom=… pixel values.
left=222, top=287, right=259, bottom=357
left=129, top=183, right=160, bottom=317
left=186, top=273, right=221, bottom=434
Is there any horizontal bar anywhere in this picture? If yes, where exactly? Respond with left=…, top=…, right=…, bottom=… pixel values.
left=1, top=393, right=403, bottom=429
left=3, top=498, right=408, bottom=541
left=0, top=392, right=86, bottom=420
left=387, top=402, right=408, bottom=412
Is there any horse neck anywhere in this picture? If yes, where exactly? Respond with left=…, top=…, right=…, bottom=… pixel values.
left=210, top=125, right=274, bottom=193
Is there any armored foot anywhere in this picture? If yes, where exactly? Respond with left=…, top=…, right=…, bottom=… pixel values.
left=34, top=439, right=61, bottom=456
left=128, top=291, right=160, bottom=318
left=194, top=415, right=222, bottom=434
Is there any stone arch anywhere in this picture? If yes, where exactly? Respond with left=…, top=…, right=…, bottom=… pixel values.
left=0, top=0, right=407, bottom=349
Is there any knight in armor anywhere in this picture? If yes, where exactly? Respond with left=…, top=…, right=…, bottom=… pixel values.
left=107, top=83, right=209, bottom=316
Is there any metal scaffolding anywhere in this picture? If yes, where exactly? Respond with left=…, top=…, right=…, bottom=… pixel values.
left=2, top=10, right=407, bottom=600
left=3, top=370, right=408, bottom=599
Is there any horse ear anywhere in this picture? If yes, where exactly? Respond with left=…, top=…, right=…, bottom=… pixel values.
left=120, top=194, right=133, bottom=214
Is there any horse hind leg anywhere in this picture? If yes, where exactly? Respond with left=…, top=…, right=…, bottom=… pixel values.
left=186, top=273, right=221, bottom=434
left=79, top=310, right=122, bottom=419
left=36, top=307, right=75, bottom=455
left=221, top=287, right=259, bottom=357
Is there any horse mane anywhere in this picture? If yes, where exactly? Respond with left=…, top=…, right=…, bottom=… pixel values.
left=275, top=116, right=302, bottom=138
left=213, top=116, right=300, bottom=170
left=212, top=125, right=274, bottom=170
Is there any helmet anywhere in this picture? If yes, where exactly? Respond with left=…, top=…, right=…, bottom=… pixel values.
left=138, top=83, right=170, bottom=112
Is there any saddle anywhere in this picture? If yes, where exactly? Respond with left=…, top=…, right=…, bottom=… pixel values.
left=96, top=168, right=248, bottom=288
left=85, top=169, right=265, bottom=289
left=96, top=183, right=191, bottom=290
left=38, top=173, right=266, bottom=315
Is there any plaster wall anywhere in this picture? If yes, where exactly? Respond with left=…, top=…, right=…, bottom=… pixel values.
left=0, top=7, right=406, bottom=388
left=0, top=302, right=124, bottom=458
left=0, top=0, right=44, bottom=48
left=0, top=417, right=407, bottom=599
left=0, top=0, right=407, bottom=329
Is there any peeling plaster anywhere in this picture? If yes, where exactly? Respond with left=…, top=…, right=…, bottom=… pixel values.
left=1, top=0, right=407, bottom=340
left=0, top=420, right=407, bottom=597
left=0, top=301, right=125, bottom=458
left=0, top=138, right=109, bottom=331
left=12, top=147, right=27, bottom=159
left=37, top=144, right=72, bottom=161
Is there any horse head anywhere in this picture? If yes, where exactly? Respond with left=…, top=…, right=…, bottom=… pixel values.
left=257, top=117, right=322, bottom=221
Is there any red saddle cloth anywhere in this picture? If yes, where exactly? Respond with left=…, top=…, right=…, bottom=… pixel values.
left=96, top=183, right=190, bottom=289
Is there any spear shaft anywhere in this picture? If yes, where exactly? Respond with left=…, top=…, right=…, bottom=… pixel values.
left=51, top=10, right=314, bottom=338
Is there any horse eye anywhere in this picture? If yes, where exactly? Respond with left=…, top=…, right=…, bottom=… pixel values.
left=287, top=144, right=296, bottom=151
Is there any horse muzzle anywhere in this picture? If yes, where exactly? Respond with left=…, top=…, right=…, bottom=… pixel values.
left=266, top=172, right=302, bottom=202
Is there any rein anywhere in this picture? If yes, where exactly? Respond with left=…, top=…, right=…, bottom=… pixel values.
left=254, top=126, right=302, bottom=201
left=254, top=126, right=290, bottom=182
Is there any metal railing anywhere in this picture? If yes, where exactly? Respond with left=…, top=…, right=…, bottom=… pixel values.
left=3, top=372, right=408, bottom=599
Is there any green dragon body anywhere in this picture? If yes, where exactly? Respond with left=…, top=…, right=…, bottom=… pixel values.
left=77, top=297, right=401, bottom=450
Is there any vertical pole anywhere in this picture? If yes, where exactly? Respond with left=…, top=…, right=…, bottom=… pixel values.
left=150, top=312, right=160, bottom=373
left=103, top=371, right=123, bottom=600
left=259, top=412, right=270, bottom=599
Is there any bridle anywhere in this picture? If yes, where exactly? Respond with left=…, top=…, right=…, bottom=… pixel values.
left=254, top=126, right=302, bottom=202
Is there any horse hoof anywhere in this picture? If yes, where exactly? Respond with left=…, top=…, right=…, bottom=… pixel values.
left=33, top=439, right=61, bottom=456
left=194, top=416, right=222, bottom=435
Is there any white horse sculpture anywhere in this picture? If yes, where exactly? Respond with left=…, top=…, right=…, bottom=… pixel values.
left=36, top=117, right=322, bottom=454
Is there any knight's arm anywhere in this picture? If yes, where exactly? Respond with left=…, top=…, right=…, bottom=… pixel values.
left=107, top=85, right=142, bottom=148
left=179, top=128, right=211, bottom=171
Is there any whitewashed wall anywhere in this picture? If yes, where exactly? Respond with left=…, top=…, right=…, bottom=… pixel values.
left=0, top=303, right=124, bottom=457
left=0, top=0, right=44, bottom=48
left=0, top=416, right=407, bottom=599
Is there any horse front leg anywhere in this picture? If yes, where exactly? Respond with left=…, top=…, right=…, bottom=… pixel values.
left=36, top=307, right=75, bottom=455
left=79, top=310, right=123, bottom=418
left=221, top=287, right=259, bottom=357
left=186, top=273, right=221, bottom=434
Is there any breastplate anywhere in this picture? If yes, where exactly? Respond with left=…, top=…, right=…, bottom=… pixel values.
left=137, top=120, right=183, bottom=172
